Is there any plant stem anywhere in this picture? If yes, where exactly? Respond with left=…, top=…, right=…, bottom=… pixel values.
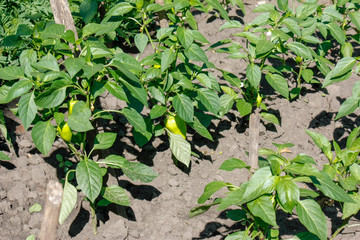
left=329, top=218, right=352, bottom=240
left=296, top=62, right=304, bottom=87
left=90, top=202, right=98, bottom=235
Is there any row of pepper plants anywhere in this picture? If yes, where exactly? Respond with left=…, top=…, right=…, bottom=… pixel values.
left=0, top=0, right=360, bottom=239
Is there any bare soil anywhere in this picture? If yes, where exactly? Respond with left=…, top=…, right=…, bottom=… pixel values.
left=1, top=1, right=360, bottom=239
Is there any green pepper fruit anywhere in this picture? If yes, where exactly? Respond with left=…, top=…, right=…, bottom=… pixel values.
left=164, top=114, right=187, bottom=139
left=68, top=99, right=78, bottom=115
left=57, top=122, right=72, bottom=142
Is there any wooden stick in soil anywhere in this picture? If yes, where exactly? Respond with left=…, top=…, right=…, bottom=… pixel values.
left=50, top=0, right=78, bottom=39
left=49, top=0, right=80, bottom=53
left=155, top=0, right=169, bottom=28
left=249, top=108, right=260, bottom=173
left=39, top=180, right=63, bottom=240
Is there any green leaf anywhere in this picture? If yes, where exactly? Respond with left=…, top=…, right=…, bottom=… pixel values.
left=161, top=49, right=176, bottom=72
left=189, top=199, right=222, bottom=218
left=234, top=32, right=260, bottom=44
left=349, top=12, right=360, bottom=31
left=0, top=151, right=10, bottom=161
left=343, top=192, right=360, bottom=219
left=218, top=186, right=246, bottom=211
left=198, top=181, right=228, bottom=204
left=16, top=24, right=32, bottom=36
left=31, top=120, right=56, bottom=156
left=302, top=69, right=314, bottom=83
left=335, top=96, right=359, bottom=120
left=261, top=112, right=280, bottom=125
left=296, top=199, right=327, bottom=240
left=283, top=18, right=301, bottom=36
left=265, top=73, right=289, bottom=98
left=83, top=64, right=104, bottom=80
left=32, top=53, right=60, bottom=72
left=246, top=63, right=261, bottom=88
left=122, top=107, right=146, bottom=132
left=350, top=164, right=360, bottom=182
left=225, top=231, right=251, bottom=240
left=204, top=0, right=230, bottom=21
left=311, top=173, right=355, bottom=203
left=150, top=105, right=166, bottom=119
left=93, top=132, right=117, bottom=150
left=323, top=57, right=356, bottom=87
left=110, top=64, right=148, bottom=107
left=253, top=3, right=275, bottom=12
left=121, top=160, right=158, bottom=183
left=188, top=117, right=213, bottom=141
left=6, top=79, right=33, bottom=103
left=65, top=58, right=85, bottom=78
left=106, top=2, right=134, bottom=17
left=98, top=155, right=126, bottom=168
left=177, top=27, right=194, bottom=50
left=41, top=24, right=65, bottom=39
left=299, top=188, right=320, bottom=198
left=168, top=130, right=191, bottom=167
left=341, top=42, right=353, bottom=57
left=276, top=176, right=299, bottom=212
left=0, top=66, right=25, bottom=80
left=248, top=195, right=278, bottom=227
left=219, top=94, right=234, bottom=117
left=292, top=154, right=316, bottom=164
left=226, top=209, right=247, bottom=221
left=102, top=185, right=130, bottom=206
left=284, top=163, right=321, bottom=177
left=113, top=53, right=143, bottom=73
left=173, top=94, right=194, bottom=122
left=287, top=42, right=313, bottom=60
left=68, top=101, right=94, bottom=132
left=327, top=22, right=345, bottom=45
left=256, top=40, right=275, bottom=57
left=185, top=10, right=197, bottom=30
left=134, top=33, right=148, bottom=53
left=29, top=203, right=42, bottom=213
left=277, top=0, right=289, bottom=11
left=105, top=81, right=128, bottom=103
left=20, top=49, right=37, bottom=76
left=305, top=130, right=332, bottom=160
left=219, top=158, right=248, bottom=171
left=35, top=80, right=70, bottom=108
left=236, top=99, right=252, bottom=117
left=196, top=73, right=212, bottom=88
left=302, top=35, right=321, bottom=44
left=18, top=92, right=37, bottom=130
left=76, top=159, right=103, bottom=203
left=148, top=86, right=165, bottom=104
left=59, top=180, right=77, bottom=224
left=80, top=0, right=98, bottom=24
left=197, top=88, right=220, bottom=115
left=26, top=235, right=35, bottom=240
left=347, top=127, right=360, bottom=149
left=185, top=44, right=208, bottom=63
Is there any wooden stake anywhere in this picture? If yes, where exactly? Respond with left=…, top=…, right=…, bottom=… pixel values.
left=249, top=108, right=260, bottom=172
left=155, top=0, right=169, bottom=28
left=39, top=180, right=63, bottom=240
left=50, top=0, right=78, bottom=40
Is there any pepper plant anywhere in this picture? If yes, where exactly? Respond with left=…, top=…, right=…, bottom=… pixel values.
left=190, top=128, right=360, bottom=239
left=0, top=13, right=160, bottom=232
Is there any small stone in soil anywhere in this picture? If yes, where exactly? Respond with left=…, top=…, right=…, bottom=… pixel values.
left=19, top=139, right=32, bottom=148
left=215, top=175, right=224, bottom=181
left=168, top=178, right=179, bottom=187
